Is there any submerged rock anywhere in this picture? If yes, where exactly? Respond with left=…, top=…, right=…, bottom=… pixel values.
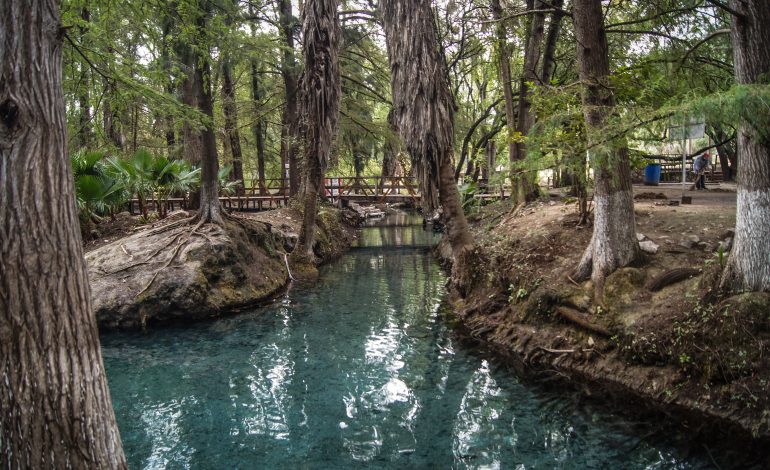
left=87, top=218, right=288, bottom=330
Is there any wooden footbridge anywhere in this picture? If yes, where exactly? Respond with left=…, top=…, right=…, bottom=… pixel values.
left=128, top=176, right=426, bottom=214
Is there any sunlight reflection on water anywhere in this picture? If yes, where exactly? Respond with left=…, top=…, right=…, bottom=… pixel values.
left=102, top=213, right=711, bottom=469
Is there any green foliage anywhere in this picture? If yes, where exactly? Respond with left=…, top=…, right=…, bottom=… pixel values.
left=71, top=150, right=128, bottom=221
left=103, top=148, right=201, bottom=218
left=217, top=165, right=241, bottom=196
left=458, top=180, right=481, bottom=214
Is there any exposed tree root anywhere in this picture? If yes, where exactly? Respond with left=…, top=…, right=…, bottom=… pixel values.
left=283, top=252, right=296, bottom=281
left=508, top=202, right=526, bottom=217
left=555, top=306, right=612, bottom=337
left=535, top=346, right=598, bottom=355
left=147, top=215, right=197, bottom=236
left=646, top=268, right=701, bottom=292
left=107, top=231, right=187, bottom=275
left=131, top=206, right=234, bottom=297
left=135, top=223, right=204, bottom=298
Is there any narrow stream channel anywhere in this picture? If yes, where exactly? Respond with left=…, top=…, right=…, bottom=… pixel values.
left=102, top=213, right=713, bottom=469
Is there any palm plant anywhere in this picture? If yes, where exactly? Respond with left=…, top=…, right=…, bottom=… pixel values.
left=107, top=149, right=155, bottom=218
left=151, top=157, right=200, bottom=218
left=107, top=149, right=201, bottom=219
left=217, top=164, right=241, bottom=196
left=71, top=150, right=128, bottom=225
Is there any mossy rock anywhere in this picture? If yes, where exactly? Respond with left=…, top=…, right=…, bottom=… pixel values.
left=520, top=289, right=562, bottom=323
left=604, top=267, right=646, bottom=312
left=87, top=218, right=288, bottom=330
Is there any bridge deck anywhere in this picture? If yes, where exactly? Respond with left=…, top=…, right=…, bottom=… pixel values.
left=126, top=176, right=509, bottom=215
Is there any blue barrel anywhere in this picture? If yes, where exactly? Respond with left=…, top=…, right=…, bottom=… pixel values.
left=644, top=163, right=661, bottom=185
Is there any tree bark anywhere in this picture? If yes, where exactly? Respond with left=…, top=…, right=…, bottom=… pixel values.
left=381, top=108, right=400, bottom=180
left=512, top=0, right=547, bottom=203
left=571, top=0, right=640, bottom=301
left=721, top=0, right=770, bottom=292
left=707, top=123, right=737, bottom=181
left=222, top=56, right=245, bottom=193
left=490, top=0, right=519, bottom=202
left=278, top=0, right=301, bottom=196
left=541, top=0, right=565, bottom=86
left=251, top=60, right=268, bottom=195
left=161, top=6, right=176, bottom=154
left=177, top=35, right=204, bottom=211
left=194, top=16, right=223, bottom=224
left=294, top=0, right=341, bottom=260
left=382, top=0, right=474, bottom=264
left=77, top=7, right=92, bottom=149
left=1, top=1, right=127, bottom=467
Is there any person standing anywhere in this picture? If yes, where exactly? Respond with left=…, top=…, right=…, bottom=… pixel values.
left=693, top=152, right=711, bottom=190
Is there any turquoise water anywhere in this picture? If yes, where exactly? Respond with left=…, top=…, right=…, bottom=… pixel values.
left=102, top=215, right=714, bottom=469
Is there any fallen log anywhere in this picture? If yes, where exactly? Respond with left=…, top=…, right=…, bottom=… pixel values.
left=645, top=267, right=701, bottom=292
left=555, top=306, right=612, bottom=337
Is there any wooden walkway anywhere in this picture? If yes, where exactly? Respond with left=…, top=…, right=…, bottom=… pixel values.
left=128, top=176, right=424, bottom=214
left=127, top=176, right=514, bottom=215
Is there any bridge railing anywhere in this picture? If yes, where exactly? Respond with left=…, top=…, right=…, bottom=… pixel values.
left=321, top=176, right=419, bottom=204
left=126, top=176, right=421, bottom=215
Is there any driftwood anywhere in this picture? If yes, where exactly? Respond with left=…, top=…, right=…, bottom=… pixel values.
left=645, top=267, right=701, bottom=292
left=555, top=306, right=612, bottom=337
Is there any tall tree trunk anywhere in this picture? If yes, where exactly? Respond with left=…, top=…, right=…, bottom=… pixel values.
left=103, top=86, right=123, bottom=149
left=512, top=0, right=547, bottom=203
left=707, top=123, right=737, bottom=181
left=179, top=48, right=203, bottom=169
left=248, top=7, right=268, bottom=195
left=294, top=0, right=341, bottom=261
left=77, top=75, right=92, bottom=148
left=381, top=108, right=400, bottom=180
left=571, top=0, right=639, bottom=302
left=490, top=0, right=519, bottom=203
left=454, top=96, right=503, bottom=181
left=77, top=7, right=92, bottom=149
left=175, top=4, right=207, bottom=210
left=278, top=0, right=301, bottom=196
left=221, top=56, right=245, bottom=193
left=382, top=0, right=475, bottom=275
left=0, top=1, right=126, bottom=467
left=485, top=139, right=496, bottom=183
left=251, top=60, right=268, bottom=194
left=541, top=0, right=565, bottom=86
left=193, top=9, right=223, bottom=224
left=161, top=6, right=176, bottom=155
left=721, top=0, right=770, bottom=292
left=103, top=45, right=123, bottom=150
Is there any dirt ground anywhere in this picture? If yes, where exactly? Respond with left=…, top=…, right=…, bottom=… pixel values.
left=450, top=183, right=769, bottom=465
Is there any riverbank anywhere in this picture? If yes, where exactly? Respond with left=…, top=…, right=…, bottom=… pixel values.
left=439, top=186, right=770, bottom=462
left=102, top=211, right=719, bottom=469
left=85, top=206, right=357, bottom=330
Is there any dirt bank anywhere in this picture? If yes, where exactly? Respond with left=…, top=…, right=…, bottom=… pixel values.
left=440, top=186, right=769, bottom=465
left=86, top=206, right=356, bottom=330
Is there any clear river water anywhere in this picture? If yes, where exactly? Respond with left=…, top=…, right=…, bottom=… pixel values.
left=102, top=213, right=715, bottom=469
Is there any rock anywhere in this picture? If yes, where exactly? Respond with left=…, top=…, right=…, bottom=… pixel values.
left=687, top=234, right=700, bottom=243
left=639, top=240, right=659, bottom=254
left=721, top=228, right=735, bottom=240
left=679, top=239, right=696, bottom=249
left=87, top=218, right=288, bottom=330
left=604, top=268, right=646, bottom=312
left=717, top=237, right=733, bottom=253
left=636, top=233, right=646, bottom=242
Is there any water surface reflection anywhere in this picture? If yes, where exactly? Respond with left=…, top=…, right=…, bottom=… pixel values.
left=102, top=214, right=711, bottom=469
